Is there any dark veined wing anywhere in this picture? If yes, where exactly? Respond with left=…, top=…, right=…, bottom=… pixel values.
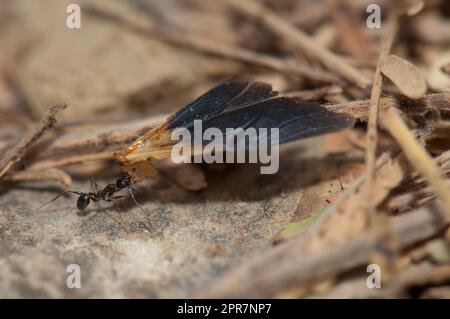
left=168, top=79, right=278, bottom=129
left=185, top=96, right=355, bottom=147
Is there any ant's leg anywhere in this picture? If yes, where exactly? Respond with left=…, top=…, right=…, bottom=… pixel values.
left=90, top=177, right=99, bottom=198
left=90, top=177, right=100, bottom=192
left=107, top=197, right=127, bottom=226
left=128, top=187, right=153, bottom=231
left=128, top=187, right=145, bottom=211
left=89, top=178, right=103, bottom=212
left=92, top=193, right=126, bottom=227
left=104, top=195, right=127, bottom=225
left=108, top=195, right=127, bottom=200
left=104, top=195, right=126, bottom=204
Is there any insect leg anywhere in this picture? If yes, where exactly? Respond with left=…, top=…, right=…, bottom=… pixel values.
left=128, top=186, right=153, bottom=232
left=107, top=197, right=126, bottom=227
left=90, top=177, right=100, bottom=192
left=107, top=195, right=127, bottom=200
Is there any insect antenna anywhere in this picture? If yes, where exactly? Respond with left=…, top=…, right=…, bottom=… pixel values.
left=35, top=190, right=82, bottom=211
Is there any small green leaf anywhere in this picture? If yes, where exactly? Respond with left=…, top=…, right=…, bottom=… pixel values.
left=280, top=208, right=326, bottom=239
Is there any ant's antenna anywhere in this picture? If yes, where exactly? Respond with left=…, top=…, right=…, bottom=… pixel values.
left=35, top=190, right=81, bottom=211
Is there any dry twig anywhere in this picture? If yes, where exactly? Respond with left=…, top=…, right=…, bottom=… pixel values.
left=364, top=16, right=398, bottom=216
left=0, top=103, right=67, bottom=179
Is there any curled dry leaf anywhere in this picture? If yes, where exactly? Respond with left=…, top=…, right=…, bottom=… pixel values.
left=381, top=55, right=427, bottom=99
left=427, top=52, right=450, bottom=92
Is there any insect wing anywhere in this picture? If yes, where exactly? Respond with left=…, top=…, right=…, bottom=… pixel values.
left=115, top=80, right=355, bottom=179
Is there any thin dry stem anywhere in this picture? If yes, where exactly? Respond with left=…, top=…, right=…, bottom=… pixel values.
left=365, top=16, right=398, bottom=216
left=0, top=103, right=67, bottom=179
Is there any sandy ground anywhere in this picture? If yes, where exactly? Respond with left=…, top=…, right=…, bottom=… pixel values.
left=0, top=137, right=351, bottom=298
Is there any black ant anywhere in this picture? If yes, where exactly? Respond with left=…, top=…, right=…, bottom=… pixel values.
left=38, top=174, right=139, bottom=212
left=74, top=174, right=134, bottom=210
left=37, top=173, right=155, bottom=232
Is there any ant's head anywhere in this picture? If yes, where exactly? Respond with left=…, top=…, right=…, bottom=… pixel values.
left=76, top=193, right=91, bottom=210
left=116, top=174, right=132, bottom=189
